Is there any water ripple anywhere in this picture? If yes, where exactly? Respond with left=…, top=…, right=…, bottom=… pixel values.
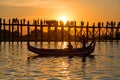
left=0, top=42, right=120, bottom=80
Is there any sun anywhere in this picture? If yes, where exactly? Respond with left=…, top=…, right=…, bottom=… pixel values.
left=59, top=16, right=68, bottom=24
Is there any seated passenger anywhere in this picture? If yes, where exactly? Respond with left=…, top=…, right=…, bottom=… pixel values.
left=67, top=42, right=73, bottom=49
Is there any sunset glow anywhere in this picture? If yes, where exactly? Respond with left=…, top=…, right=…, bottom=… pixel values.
left=59, top=16, right=68, bottom=24
left=0, top=0, right=120, bottom=23
left=62, top=42, right=68, bottom=49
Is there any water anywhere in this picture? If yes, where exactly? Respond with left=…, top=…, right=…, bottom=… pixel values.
left=0, top=42, right=120, bottom=80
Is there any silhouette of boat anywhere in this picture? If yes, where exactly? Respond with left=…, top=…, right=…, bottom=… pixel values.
left=27, top=41, right=95, bottom=57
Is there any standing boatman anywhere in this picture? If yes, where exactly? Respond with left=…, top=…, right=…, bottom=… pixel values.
left=82, top=34, right=86, bottom=48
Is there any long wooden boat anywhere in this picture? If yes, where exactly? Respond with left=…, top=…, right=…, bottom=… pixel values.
left=27, top=41, right=95, bottom=57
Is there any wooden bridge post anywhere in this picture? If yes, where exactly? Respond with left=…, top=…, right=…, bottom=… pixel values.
left=12, top=19, right=14, bottom=44
left=40, top=20, right=43, bottom=48
left=68, top=21, right=70, bottom=42
left=110, top=21, right=114, bottom=43
left=116, top=22, right=120, bottom=42
left=106, top=22, right=108, bottom=42
left=20, top=19, right=22, bottom=43
left=27, top=21, right=30, bottom=43
left=35, top=20, right=37, bottom=44
left=48, top=22, right=50, bottom=42
left=40, top=20, right=43, bottom=42
left=80, top=21, right=83, bottom=39
left=8, top=19, right=11, bottom=44
left=116, top=26, right=118, bottom=42
left=17, top=20, right=19, bottom=44
left=93, top=23, right=95, bottom=40
left=86, top=22, right=89, bottom=42
left=74, top=21, right=77, bottom=42
left=3, top=19, right=6, bottom=43
left=0, top=18, right=1, bottom=44
left=54, top=21, right=58, bottom=42
left=61, top=21, right=64, bottom=42
left=98, top=22, right=101, bottom=43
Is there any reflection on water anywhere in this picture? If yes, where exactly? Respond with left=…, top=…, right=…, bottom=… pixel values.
left=0, top=42, right=120, bottom=80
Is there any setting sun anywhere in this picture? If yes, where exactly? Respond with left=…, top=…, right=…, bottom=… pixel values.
left=59, top=16, right=68, bottom=24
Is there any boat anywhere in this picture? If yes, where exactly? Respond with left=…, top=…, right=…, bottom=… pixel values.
left=27, top=41, right=95, bottom=57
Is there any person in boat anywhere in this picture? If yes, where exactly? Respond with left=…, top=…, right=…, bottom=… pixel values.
left=67, top=42, right=73, bottom=49
left=82, top=34, right=86, bottom=48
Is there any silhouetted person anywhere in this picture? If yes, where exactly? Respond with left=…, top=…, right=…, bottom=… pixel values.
left=98, top=22, right=101, bottom=27
left=82, top=34, right=86, bottom=48
left=67, top=42, right=73, bottom=49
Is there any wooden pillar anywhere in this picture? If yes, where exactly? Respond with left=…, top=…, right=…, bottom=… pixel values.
left=68, top=21, right=70, bottom=42
left=61, top=21, right=64, bottom=42
left=106, top=22, right=108, bottom=42
left=54, top=21, right=58, bottom=42
left=40, top=20, right=43, bottom=42
left=0, top=18, right=1, bottom=44
left=27, top=21, right=30, bottom=43
left=47, top=21, right=50, bottom=48
left=20, top=20, right=22, bottom=43
left=93, top=23, right=95, bottom=40
left=8, top=19, right=11, bottom=44
left=12, top=19, right=14, bottom=43
left=98, top=22, right=101, bottom=43
left=40, top=20, right=43, bottom=48
left=111, top=26, right=114, bottom=43
left=17, top=20, right=19, bottom=44
left=3, top=19, right=6, bottom=43
left=80, top=25, right=82, bottom=39
left=48, top=23, right=50, bottom=42
left=116, top=22, right=120, bottom=42
left=35, top=20, right=37, bottom=44
left=116, top=26, right=118, bottom=42
left=74, top=21, right=77, bottom=42
left=110, top=22, right=114, bottom=43
left=86, top=22, right=89, bottom=42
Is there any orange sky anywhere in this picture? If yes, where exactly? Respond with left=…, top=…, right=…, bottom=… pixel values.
left=0, top=0, right=120, bottom=24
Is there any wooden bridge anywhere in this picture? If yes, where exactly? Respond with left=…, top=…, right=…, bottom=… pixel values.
left=0, top=18, right=120, bottom=44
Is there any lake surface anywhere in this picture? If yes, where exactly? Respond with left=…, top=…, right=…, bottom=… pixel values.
left=0, top=42, right=120, bottom=80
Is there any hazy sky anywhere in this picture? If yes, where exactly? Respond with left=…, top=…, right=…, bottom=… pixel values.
left=0, top=0, right=120, bottom=23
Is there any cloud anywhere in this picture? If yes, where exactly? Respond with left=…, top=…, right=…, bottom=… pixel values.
left=0, top=0, right=76, bottom=9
